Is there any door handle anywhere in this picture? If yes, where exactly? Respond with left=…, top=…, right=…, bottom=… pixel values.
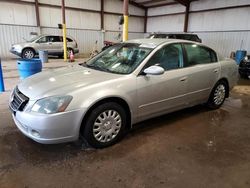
left=213, top=69, right=219, bottom=73
left=179, top=77, right=187, bottom=82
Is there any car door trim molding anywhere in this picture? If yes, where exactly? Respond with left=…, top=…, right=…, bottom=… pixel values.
left=139, top=87, right=210, bottom=109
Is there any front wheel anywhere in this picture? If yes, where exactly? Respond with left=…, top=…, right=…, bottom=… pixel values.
left=207, top=81, right=228, bottom=109
left=22, top=48, right=35, bottom=59
left=82, top=102, right=127, bottom=148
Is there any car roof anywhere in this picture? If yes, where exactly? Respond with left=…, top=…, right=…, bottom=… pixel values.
left=38, top=34, right=73, bottom=38
left=149, top=32, right=198, bottom=35
left=124, top=38, right=198, bottom=48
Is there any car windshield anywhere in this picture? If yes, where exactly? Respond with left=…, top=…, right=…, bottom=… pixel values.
left=27, top=35, right=41, bottom=42
left=85, top=43, right=153, bottom=74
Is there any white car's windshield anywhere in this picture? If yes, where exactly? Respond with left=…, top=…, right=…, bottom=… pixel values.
left=85, top=43, right=152, bottom=74
left=27, top=35, right=41, bottom=42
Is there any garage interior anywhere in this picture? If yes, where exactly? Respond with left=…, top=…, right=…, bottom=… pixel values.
left=0, top=0, right=250, bottom=187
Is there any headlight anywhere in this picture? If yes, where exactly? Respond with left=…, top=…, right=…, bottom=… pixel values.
left=31, top=95, right=73, bottom=114
left=12, top=45, right=22, bottom=53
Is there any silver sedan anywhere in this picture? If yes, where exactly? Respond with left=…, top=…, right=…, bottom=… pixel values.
left=9, top=39, right=238, bottom=148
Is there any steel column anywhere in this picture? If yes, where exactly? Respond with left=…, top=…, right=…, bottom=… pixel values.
left=184, top=2, right=190, bottom=32
left=123, top=0, right=129, bottom=41
left=62, top=0, right=67, bottom=61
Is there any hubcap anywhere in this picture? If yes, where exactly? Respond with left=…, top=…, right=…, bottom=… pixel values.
left=24, top=50, right=34, bottom=59
left=93, top=110, right=122, bottom=143
left=213, top=84, right=226, bottom=105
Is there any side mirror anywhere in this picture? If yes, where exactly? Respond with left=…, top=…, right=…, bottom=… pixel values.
left=143, top=65, right=164, bottom=75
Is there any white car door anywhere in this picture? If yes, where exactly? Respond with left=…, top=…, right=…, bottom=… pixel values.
left=136, top=43, right=189, bottom=121
left=182, top=43, right=220, bottom=104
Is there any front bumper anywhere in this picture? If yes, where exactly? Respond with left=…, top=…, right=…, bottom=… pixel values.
left=11, top=109, right=85, bottom=144
left=10, top=49, right=22, bottom=57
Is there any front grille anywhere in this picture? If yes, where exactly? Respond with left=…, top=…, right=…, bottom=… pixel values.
left=10, top=87, right=29, bottom=112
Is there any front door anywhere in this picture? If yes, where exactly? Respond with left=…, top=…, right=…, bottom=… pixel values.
left=136, top=43, right=189, bottom=121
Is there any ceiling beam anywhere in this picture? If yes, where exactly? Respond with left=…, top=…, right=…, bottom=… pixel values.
left=174, top=0, right=188, bottom=6
left=120, top=0, right=145, bottom=9
left=146, top=2, right=179, bottom=8
left=142, top=0, right=170, bottom=6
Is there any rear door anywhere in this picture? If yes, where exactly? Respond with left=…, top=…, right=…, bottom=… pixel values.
left=47, top=36, right=62, bottom=54
left=182, top=43, right=220, bottom=104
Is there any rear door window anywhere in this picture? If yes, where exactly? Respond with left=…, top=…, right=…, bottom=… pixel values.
left=48, top=36, right=61, bottom=42
left=183, top=43, right=217, bottom=67
left=66, top=37, right=73, bottom=42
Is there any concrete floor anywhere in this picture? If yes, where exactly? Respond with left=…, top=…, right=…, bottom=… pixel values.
left=0, top=58, right=250, bottom=188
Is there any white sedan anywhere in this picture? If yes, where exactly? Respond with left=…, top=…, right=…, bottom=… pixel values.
left=9, top=39, right=238, bottom=148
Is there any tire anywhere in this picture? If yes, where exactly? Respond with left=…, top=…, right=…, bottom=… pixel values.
left=239, top=73, right=248, bottom=79
left=67, top=48, right=73, bottom=56
left=82, top=102, right=127, bottom=148
left=22, top=48, right=35, bottom=59
left=207, top=81, right=228, bottom=109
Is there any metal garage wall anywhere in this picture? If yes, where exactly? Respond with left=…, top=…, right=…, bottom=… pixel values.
left=104, top=0, right=145, bottom=16
left=0, top=0, right=145, bottom=58
left=189, top=0, right=250, bottom=57
left=0, top=24, right=39, bottom=58
left=147, top=0, right=250, bottom=57
left=105, top=31, right=144, bottom=43
left=197, top=31, right=250, bottom=58
left=0, top=2, right=36, bottom=26
left=147, top=4, right=185, bottom=32
left=147, top=15, right=185, bottom=33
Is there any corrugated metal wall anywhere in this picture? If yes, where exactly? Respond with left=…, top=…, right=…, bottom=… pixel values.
left=0, top=0, right=145, bottom=58
left=147, top=4, right=185, bottom=32
left=0, top=24, right=39, bottom=58
left=147, top=0, right=250, bottom=57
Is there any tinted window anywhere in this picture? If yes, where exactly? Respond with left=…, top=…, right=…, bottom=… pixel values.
left=145, top=43, right=183, bottom=71
left=37, top=36, right=48, bottom=43
left=184, top=44, right=217, bottom=67
left=48, top=36, right=61, bottom=42
left=66, top=37, right=73, bottom=42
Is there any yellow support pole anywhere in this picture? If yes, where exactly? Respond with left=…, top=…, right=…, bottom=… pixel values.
left=62, top=23, right=67, bottom=61
left=123, top=15, right=128, bottom=42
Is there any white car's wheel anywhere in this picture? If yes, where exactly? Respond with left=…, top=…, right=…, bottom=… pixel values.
left=207, top=81, right=228, bottom=109
left=22, top=48, right=35, bottom=59
left=82, top=102, right=127, bottom=148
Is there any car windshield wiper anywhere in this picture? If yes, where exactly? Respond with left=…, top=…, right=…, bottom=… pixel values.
left=83, top=63, right=113, bottom=73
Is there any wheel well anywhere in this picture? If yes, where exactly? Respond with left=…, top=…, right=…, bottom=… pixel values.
left=80, top=97, right=132, bottom=135
left=22, top=47, right=36, bottom=55
left=218, top=78, right=229, bottom=98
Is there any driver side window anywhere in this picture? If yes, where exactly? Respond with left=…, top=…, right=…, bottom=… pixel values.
left=145, top=43, right=183, bottom=71
left=37, top=36, right=48, bottom=43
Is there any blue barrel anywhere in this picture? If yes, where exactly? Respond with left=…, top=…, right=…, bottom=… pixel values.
left=39, top=50, right=48, bottom=63
left=17, top=59, right=42, bottom=79
left=0, top=58, right=5, bottom=92
left=235, top=50, right=247, bottom=64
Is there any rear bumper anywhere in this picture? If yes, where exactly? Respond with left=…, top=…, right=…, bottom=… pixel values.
left=239, top=67, right=250, bottom=76
left=73, top=48, right=79, bottom=54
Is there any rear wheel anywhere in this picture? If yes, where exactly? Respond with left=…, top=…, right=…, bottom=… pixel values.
left=207, top=81, right=228, bottom=109
left=22, top=48, right=35, bottom=59
left=82, top=102, right=127, bottom=148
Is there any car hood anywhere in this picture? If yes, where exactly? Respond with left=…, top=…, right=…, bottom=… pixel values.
left=18, top=64, right=122, bottom=100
